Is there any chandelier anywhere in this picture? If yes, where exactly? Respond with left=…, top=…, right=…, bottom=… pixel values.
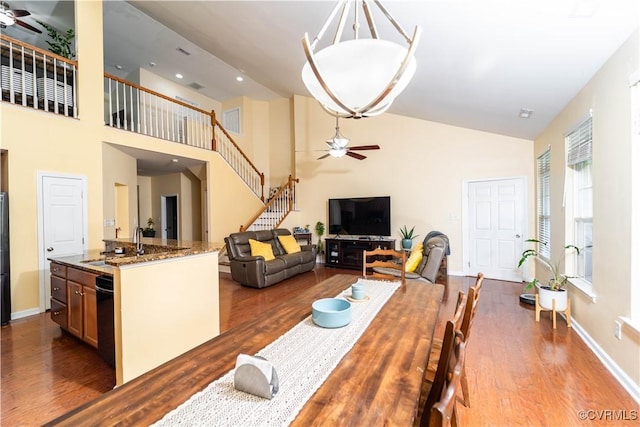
left=301, top=0, right=421, bottom=119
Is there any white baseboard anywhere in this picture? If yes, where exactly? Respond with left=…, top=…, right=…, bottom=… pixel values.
left=569, top=316, right=640, bottom=405
left=448, top=270, right=465, bottom=277
left=11, top=307, right=42, bottom=320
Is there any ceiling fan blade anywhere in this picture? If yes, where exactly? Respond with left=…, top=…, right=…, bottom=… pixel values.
left=11, top=9, right=30, bottom=17
left=348, top=145, right=380, bottom=151
left=346, top=151, right=366, bottom=160
left=317, top=153, right=331, bottom=160
left=15, top=19, right=42, bottom=33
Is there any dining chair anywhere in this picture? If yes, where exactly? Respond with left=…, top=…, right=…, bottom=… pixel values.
left=425, top=272, right=484, bottom=408
left=418, top=320, right=465, bottom=427
left=425, top=290, right=467, bottom=381
left=428, top=333, right=466, bottom=427
left=362, top=248, right=406, bottom=282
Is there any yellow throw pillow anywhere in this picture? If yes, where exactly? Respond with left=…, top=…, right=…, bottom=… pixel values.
left=405, top=244, right=423, bottom=272
left=278, top=234, right=301, bottom=254
left=248, top=239, right=275, bottom=261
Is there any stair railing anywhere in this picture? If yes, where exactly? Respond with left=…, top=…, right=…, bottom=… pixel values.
left=103, top=74, right=264, bottom=200
left=240, top=175, right=299, bottom=232
left=211, top=111, right=265, bottom=201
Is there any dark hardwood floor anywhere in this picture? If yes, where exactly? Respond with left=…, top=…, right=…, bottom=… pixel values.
left=1, top=266, right=637, bottom=426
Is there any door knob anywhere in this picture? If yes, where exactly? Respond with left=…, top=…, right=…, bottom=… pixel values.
left=515, top=234, right=521, bottom=239
left=46, top=247, right=54, bottom=252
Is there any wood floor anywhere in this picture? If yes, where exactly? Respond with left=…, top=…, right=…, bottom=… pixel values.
left=1, top=266, right=637, bottom=426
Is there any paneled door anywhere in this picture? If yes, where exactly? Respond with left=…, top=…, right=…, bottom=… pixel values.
left=39, top=174, right=86, bottom=310
left=468, top=178, right=525, bottom=282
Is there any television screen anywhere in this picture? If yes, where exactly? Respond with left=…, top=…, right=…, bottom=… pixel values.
left=328, top=196, right=391, bottom=237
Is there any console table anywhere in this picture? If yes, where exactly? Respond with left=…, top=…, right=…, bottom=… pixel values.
left=325, top=237, right=395, bottom=270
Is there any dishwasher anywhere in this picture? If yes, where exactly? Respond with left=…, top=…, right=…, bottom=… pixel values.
left=96, top=274, right=115, bottom=367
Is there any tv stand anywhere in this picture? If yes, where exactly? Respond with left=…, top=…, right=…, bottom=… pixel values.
left=325, top=237, right=396, bottom=270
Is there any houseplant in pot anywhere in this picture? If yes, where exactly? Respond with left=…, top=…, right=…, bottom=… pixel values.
left=517, top=239, right=580, bottom=310
left=142, top=217, right=156, bottom=238
left=315, top=221, right=325, bottom=261
left=399, top=225, right=418, bottom=250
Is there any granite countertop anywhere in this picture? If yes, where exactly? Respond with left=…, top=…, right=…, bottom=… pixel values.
left=49, top=238, right=224, bottom=274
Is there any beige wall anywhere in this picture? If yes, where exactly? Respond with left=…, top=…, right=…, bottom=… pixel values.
left=138, top=68, right=221, bottom=114
left=535, top=31, right=640, bottom=387
left=102, top=143, right=138, bottom=238
left=269, top=98, right=294, bottom=184
left=282, top=96, right=534, bottom=274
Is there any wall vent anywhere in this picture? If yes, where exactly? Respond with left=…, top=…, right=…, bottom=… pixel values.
left=176, top=47, right=191, bottom=56
left=223, top=108, right=241, bottom=134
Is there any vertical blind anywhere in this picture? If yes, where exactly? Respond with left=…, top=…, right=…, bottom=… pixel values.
left=537, top=148, right=551, bottom=258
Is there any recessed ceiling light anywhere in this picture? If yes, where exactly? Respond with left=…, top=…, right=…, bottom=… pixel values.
left=176, top=73, right=183, bottom=79
left=171, top=159, right=179, bottom=163
left=149, top=62, right=156, bottom=67
left=115, top=65, right=123, bottom=70
left=236, top=76, right=244, bottom=82
left=519, top=108, right=534, bottom=119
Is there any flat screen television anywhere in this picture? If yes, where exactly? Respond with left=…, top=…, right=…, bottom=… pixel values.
left=328, top=196, right=391, bottom=237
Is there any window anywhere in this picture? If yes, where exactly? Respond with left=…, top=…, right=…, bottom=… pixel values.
left=566, top=115, right=593, bottom=284
left=223, top=107, right=241, bottom=134
left=537, top=148, right=551, bottom=258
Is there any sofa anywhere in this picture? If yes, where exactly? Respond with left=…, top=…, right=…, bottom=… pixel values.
left=225, top=228, right=317, bottom=288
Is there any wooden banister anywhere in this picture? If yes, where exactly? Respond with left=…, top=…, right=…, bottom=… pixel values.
left=1, top=34, right=78, bottom=67
left=212, top=119, right=263, bottom=182
left=239, top=175, right=299, bottom=232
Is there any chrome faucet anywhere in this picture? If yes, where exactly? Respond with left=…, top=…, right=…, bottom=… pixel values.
left=133, top=227, right=144, bottom=255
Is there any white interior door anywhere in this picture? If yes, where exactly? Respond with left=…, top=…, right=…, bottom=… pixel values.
left=39, top=174, right=86, bottom=311
left=468, top=177, right=525, bottom=282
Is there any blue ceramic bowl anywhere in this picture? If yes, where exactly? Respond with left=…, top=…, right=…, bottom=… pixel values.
left=312, top=298, right=352, bottom=328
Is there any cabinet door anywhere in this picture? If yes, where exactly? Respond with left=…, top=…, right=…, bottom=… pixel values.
left=67, top=281, right=84, bottom=339
left=83, top=285, right=98, bottom=348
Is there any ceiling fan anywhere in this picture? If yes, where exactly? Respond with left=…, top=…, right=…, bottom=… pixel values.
left=0, top=2, right=42, bottom=33
left=317, top=117, right=380, bottom=160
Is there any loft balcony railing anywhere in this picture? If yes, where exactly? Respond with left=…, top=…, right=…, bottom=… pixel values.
left=104, top=73, right=264, bottom=200
left=0, top=34, right=77, bottom=118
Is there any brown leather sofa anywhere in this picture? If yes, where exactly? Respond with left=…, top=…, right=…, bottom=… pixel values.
left=225, top=228, right=317, bottom=288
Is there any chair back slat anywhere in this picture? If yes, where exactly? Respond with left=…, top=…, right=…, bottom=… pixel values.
left=362, top=248, right=406, bottom=283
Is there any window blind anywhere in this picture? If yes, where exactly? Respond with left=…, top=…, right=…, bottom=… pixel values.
left=537, top=148, right=551, bottom=257
left=567, top=116, right=592, bottom=166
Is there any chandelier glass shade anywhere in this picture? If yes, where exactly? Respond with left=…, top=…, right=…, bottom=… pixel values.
left=301, top=0, right=421, bottom=119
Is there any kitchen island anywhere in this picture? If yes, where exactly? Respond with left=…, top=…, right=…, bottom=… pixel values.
left=50, top=238, right=224, bottom=386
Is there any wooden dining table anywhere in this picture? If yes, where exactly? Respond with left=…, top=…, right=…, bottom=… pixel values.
left=47, top=274, right=444, bottom=426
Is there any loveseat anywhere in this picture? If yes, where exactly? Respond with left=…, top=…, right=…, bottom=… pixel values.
left=225, top=228, right=317, bottom=288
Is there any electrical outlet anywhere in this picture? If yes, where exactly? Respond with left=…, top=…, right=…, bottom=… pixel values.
left=614, top=320, right=622, bottom=340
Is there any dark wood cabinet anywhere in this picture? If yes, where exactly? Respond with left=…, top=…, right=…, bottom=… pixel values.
left=325, top=238, right=396, bottom=270
left=50, top=262, right=68, bottom=328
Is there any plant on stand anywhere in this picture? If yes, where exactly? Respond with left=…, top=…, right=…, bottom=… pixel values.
left=399, top=225, right=418, bottom=250
left=315, top=221, right=325, bottom=254
left=517, top=239, right=580, bottom=309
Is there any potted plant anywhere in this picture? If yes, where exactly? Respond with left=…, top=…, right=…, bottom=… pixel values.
left=36, top=21, right=76, bottom=60
left=399, top=225, right=418, bottom=250
left=517, top=239, right=580, bottom=310
left=315, top=221, right=325, bottom=254
left=142, top=217, right=156, bottom=238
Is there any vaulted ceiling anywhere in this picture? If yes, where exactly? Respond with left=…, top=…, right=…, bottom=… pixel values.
left=4, top=0, right=639, bottom=140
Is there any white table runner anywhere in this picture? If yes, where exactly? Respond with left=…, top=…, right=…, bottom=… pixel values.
left=153, top=278, right=401, bottom=427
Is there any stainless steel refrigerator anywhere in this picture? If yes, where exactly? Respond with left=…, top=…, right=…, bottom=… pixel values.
left=1, top=192, right=10, bottom=326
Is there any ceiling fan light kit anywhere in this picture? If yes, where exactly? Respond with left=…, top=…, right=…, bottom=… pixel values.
left=0, top=2, right=41, bottom=33
left=301, top=0, right=420, bottom=119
